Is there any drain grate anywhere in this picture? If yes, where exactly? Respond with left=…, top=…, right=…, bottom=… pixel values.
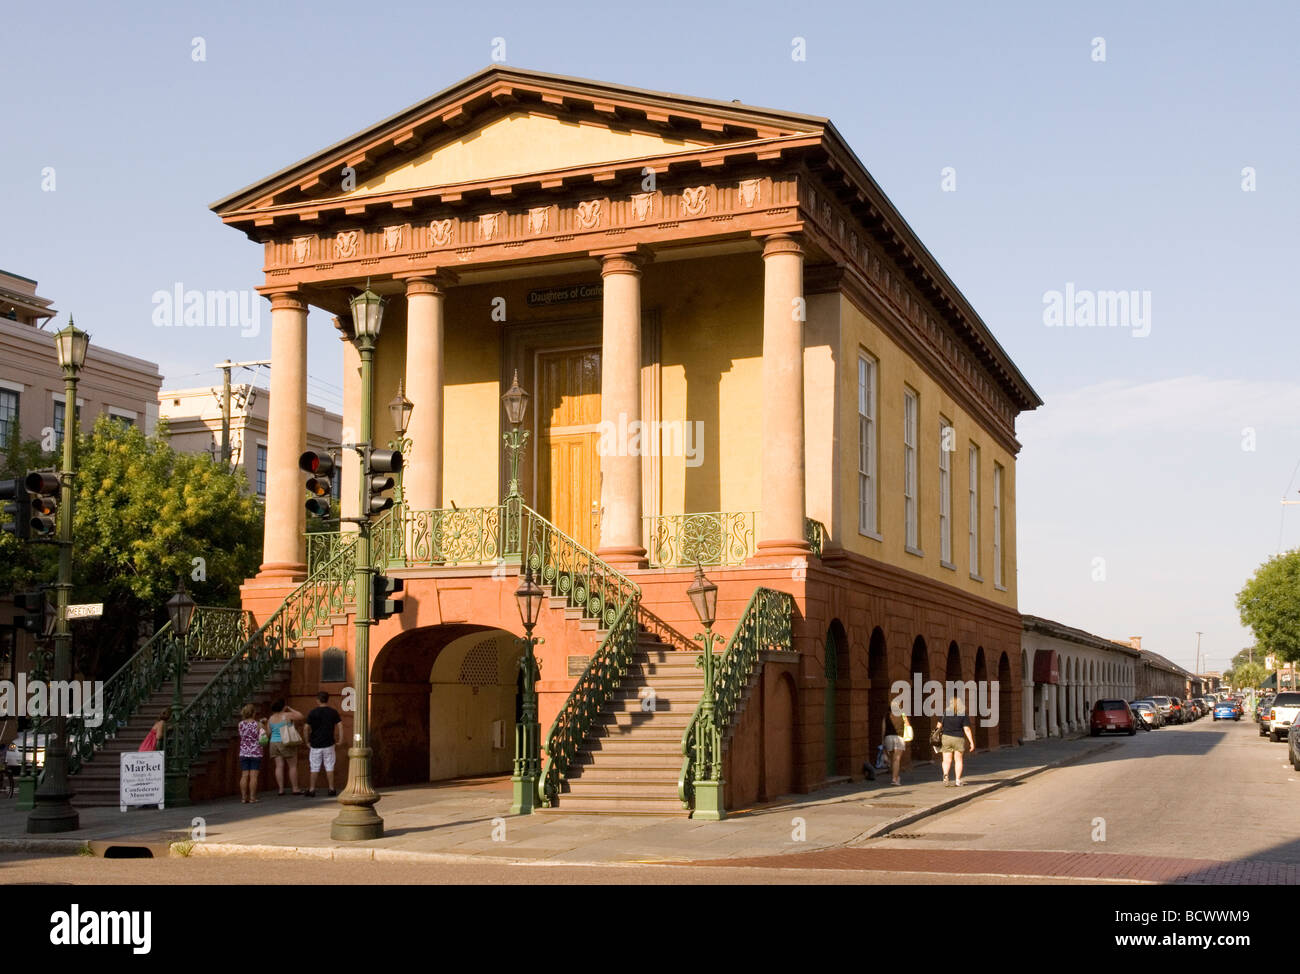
left=889, top=832, right=985, bottom=841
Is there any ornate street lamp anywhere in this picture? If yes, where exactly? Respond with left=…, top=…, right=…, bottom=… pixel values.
left=332, top=281, right=388, bottom=841
left=386, top=381, right=414, bottom=513
left=510, top=566, right=544, bottom=815
left=28, top=317, right=90, bottom=833
left=501, top=371, right=531, bottom=560
left=687, top=561, right=724, bottom=821
left=164, top=579, right=196, bottom=805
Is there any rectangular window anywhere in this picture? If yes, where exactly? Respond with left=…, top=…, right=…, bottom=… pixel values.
left=0, top=389, right=18, bottom=450
left=903, top=387, right=918, bottom=551
left=969, top=443, right=980, bottom=577
left=939, top=419, right=953, bottom=564
left=993, top=462, right=1005, bottom=587
left=858, top=354, right=877, bottom=535
left=256, top=444, right=268, bottom=497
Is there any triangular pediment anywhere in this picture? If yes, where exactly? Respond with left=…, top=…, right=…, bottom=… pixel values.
left=345, top=111, right=716, bottom=198
left=212, top=66, right=826, bottom=216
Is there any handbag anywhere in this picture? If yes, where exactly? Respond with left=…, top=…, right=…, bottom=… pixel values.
left=279, top=722, right=303, bottom=746
left=902, top=721, right=914, bottom=743
left=930, top=723, right=943, bottom=747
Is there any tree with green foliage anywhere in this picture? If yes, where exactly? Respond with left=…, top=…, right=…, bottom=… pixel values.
left=1233, top=661, right=1267, bottom=690
left=1236, top=550, right=1300, bottom=666
left=3, top=416, right=264, bottom=678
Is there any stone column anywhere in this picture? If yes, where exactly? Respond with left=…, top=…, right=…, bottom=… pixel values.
left=595, top=252, right=647, bottom=568
left=1047, top=685, right=1059, bottom=737
left=339, top=326, right=361, bottom=530
left=1022, top=677, right=1037, bottom=741
left=258, top=292, right=309, bottom=579
left=756, top=233, right=810, bottom=558
left=403, top=276, right=447, bottom=512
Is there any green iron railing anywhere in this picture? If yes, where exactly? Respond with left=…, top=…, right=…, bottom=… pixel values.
left=804, top=518, right=826, bottom=558
left=170, top=531, right=362, bottom=778
left=405, top=503, right=509, bottom=566
left=645, top=512, right=756, bottom=568
left=678, top=587, right=794, bottom=808
left=523, top=506, right=637, bottom=630
left=185, top=607, right=259, bottom=660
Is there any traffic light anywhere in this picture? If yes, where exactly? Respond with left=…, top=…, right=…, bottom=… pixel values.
left=366, top=449, right=403, bottom=515
left=372, top=573, right=404, bottom=620
left=1, top=478, right=30, bottom=539
left=13, top=590, right=44, bottom=634
left=299, top=451, right=335, bottom=519
left=24, top=471, right=59, bottom=538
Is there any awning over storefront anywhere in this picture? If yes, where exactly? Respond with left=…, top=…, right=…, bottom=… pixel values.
left=1262, top=672, right=1277, bottom=689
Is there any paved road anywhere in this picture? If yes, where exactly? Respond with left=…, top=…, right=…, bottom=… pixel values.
left=863, top=714, right=1299, bottom=862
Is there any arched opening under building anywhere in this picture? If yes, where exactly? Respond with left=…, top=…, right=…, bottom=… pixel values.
left=998, top=651, right=1014, bottom=747
left=909, top=636, right=930, bottom=761
left=973, top=646, right=990, bottom=749
left=371, top=624, right=523, bottom=788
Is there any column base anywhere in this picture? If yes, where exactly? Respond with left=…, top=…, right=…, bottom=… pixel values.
left=691, top=779, right=725, bottom=821
left=747, top=539, right=811, bottom=565
left=596, top=546, right=648, bottom=569
left=251, top=563, right=308, bottom=583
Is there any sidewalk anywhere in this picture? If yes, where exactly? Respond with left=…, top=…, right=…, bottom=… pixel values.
left=0, top=735, right=1115, bottom=865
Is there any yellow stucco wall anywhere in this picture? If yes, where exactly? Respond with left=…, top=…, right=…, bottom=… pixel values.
left=836, top=294, right=1018, bottom=608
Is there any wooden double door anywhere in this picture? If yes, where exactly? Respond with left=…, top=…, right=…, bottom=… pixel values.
left=534, top=346, right=602, bottom=551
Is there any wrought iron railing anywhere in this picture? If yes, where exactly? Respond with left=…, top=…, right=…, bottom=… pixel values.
left=523, top=507, right=637, bottom=630
left=678, top=587, right=794, bottom=808
left=405, top=504, right=508, bottom=566
left=645, top=511, right=756, bottom=568
left=170, top=534, right=361, bottom=776
left=186, top=607, right=259, bottom=660
left=539, top=595, right=640, bottom=807
left=804, top=517, right=826, bottom=558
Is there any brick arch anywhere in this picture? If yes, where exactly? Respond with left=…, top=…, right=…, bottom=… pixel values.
left=824, top=619, right=851, bottom=778
left=997, top=651, right=1015, bottom=747
left=909, top=636, right=931, bottom=761
left=867, top=627, right=889, bottom=754
left=973, top=646, right=990, bottom=749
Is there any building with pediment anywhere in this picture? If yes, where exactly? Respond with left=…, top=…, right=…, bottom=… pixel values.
left=203, top=66, right=1041, bottom=814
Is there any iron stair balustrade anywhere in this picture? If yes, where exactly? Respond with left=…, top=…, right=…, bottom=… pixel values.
left=168, top=523, right=370, bottom=781
left=678, top=587, right=794, bottom=810
left=644, top=512, right=757, bottom=568
left=803, top=518, right=826, bottom=558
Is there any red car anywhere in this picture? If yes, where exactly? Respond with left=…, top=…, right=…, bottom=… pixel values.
left=1090, top=698, right=1137, bottom=736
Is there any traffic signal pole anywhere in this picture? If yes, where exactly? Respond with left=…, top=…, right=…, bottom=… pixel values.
left=331, top=334, right=383, bottom=842
left=27, top=370, right=79, bottom=833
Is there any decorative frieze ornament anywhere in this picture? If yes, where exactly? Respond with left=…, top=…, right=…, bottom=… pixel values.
left=681, top=186, right=708, bottom=216
left=631, top=193, right=653, bottom=222
left=479, top=212, right=502, bottom=240
left=382, top=225, right=405, bottom=252
left=292, top=236, right=313, bottom=264
left=528, top=206, right=549, bottom=235
left=334, top=230, right=359, bottom=259
left=738, top=178, right=760, bottom=208
left=576, top=199, right=601, bottom=230
left=429, top=218, right=453, bottom=247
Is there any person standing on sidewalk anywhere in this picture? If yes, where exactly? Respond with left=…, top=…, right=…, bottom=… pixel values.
left=304, top=691, right=342, bottom=797
left=882, top=701, right=911, bottom=786
left=940, top=696, right=976, bottom=786
left=237, top=704, right=265, bottom=803
left=267, top=698, right=305, bottom=795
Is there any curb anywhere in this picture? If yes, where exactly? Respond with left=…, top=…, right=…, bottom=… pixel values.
left=848, top=740, right=1118, bottom=844
left=0, top=838, right=91, bottom=856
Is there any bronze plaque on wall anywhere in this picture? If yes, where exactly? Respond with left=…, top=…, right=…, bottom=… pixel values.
left=567, top=656, right=591, bottom=676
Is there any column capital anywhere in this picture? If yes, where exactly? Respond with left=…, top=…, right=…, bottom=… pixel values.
left=761, top=233, right=805, bottom=260
left=595, top=248, right=653, bottom=277
left=268, top=291, right=308, bottom=313
left=401, top=271, right=457, bottom=296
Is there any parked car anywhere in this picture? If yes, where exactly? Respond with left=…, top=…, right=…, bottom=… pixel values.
left=1133, top=699, right=1164, bottom=727
left=1265, top=692, right=1300, bottom=742
left=1169, top=698, right=1187, bottom=724
left=1149, top=696, right=1175, bottom=723
left=1132, top=700, right=1161, bottom=729
left=1212, top=700, right=1240, bottom=721
left=1257, top=695, right=1276, bottom=733
left=1091, top=698, right=1137, bottom=736
left=4, top=730, right=46, bottom=771
left=1287, top=720, right=1300, bottom=770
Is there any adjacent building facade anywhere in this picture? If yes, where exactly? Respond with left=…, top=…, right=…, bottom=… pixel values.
left=159, top=384, right=341, bottom=498
left=1020, top=615, right=1140, bottom=739
left=211, top=67, right=1043, bottom=810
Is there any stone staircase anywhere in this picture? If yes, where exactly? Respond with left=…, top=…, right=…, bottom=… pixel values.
left=549, top=633, right=704, bottom=815
left=69, top=657, right=292, bottom=807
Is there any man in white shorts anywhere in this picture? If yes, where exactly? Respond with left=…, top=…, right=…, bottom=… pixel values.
left=304, top=691, right=342, bottom=797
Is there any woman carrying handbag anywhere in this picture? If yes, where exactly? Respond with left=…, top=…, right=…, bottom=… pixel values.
left=267, top=698, right=305, bottom=796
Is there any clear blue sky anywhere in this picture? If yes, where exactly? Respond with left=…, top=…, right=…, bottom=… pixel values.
left=3, top=0, right=1297, bottom=671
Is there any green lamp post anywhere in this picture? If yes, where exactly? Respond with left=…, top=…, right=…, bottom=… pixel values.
left=332, top=282, right=387, bottom=841
left=501, top=372, right=530, bottom=559
left=687, top=561, right=724, bottom=821
left=510, top=567, right=544, bottom=814
left=27, top=317, right=90, bottom=834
